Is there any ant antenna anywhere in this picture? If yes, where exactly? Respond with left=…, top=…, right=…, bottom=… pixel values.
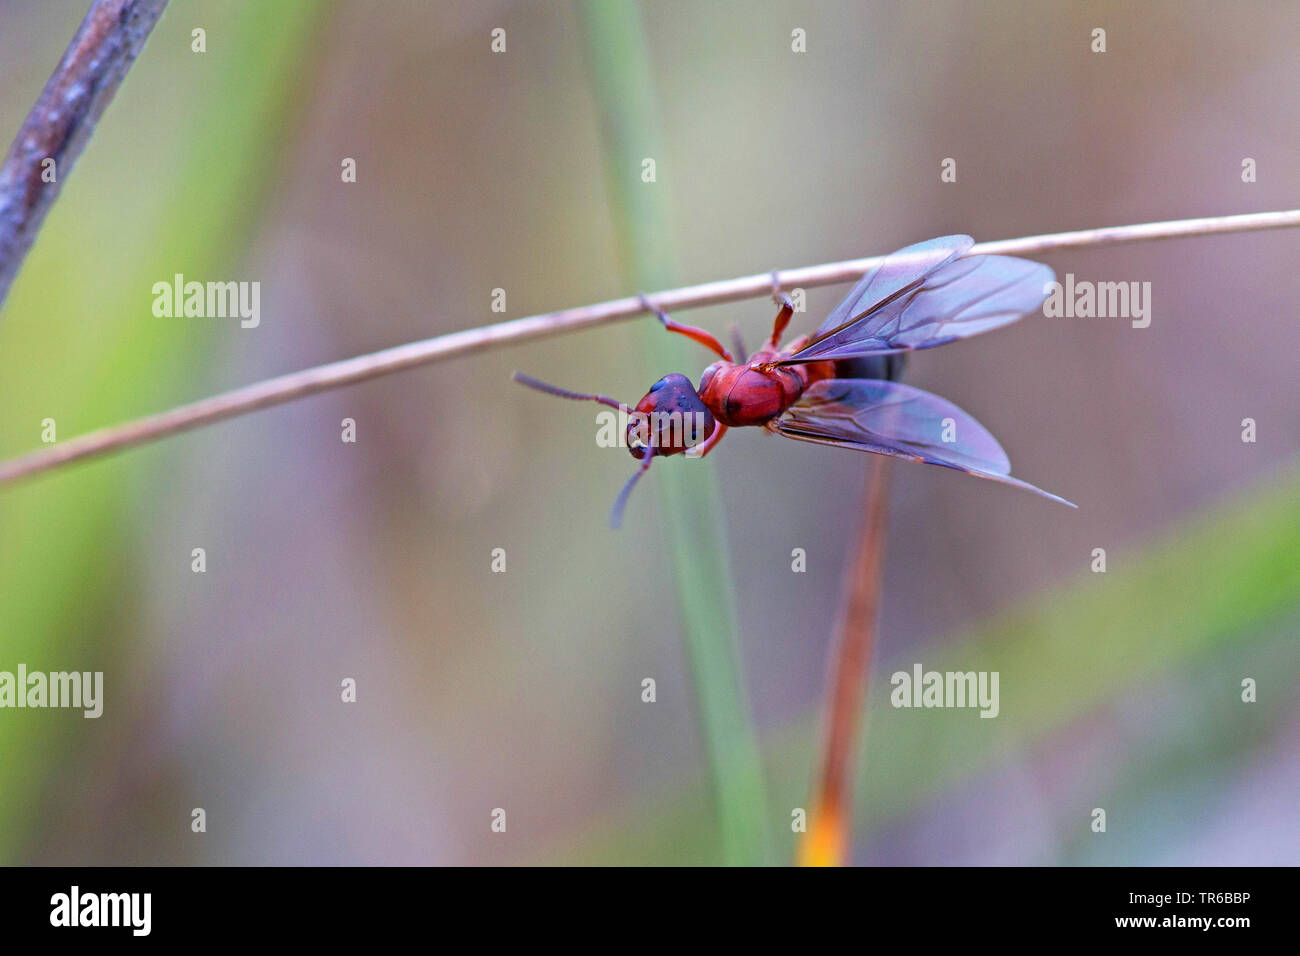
left=515, top=370, right=653, bottom=527
left=512, top=371, right=629, bottom=412
left=609, top=451, right=653, bottom=529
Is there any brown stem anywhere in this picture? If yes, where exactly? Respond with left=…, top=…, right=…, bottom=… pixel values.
left=0, top=0, right=170, bottom=309
left=799, top=455, right=891, bottom=866
left=1, top=208, right=1299, bottom=486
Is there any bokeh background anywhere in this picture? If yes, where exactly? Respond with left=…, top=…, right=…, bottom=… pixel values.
left=1, top=0, right=1297, bottom=865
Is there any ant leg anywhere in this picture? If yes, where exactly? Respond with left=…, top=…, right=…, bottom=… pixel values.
left=729, top=323, right=748, bottom=360
left=767, top=301, right=795, bottom=349
left=767, top=270, right=795, bottom=348
left=684, top=423, right=728, bottom=459
left=639, top=293, right=733, bottom=362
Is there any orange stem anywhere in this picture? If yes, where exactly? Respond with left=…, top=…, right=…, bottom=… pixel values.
left=799, top=455, right=891, bottom=866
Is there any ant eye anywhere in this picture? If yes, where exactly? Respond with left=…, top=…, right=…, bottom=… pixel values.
left=648, top=379, right=667, bottom=393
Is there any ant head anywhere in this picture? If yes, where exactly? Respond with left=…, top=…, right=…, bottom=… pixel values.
left=511, top=369, right=716, bottom=529
left=628, top=373, right=717, bottom=459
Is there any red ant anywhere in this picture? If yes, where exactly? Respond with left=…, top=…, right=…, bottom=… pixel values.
left=516, top=235, right=1074, bottom=527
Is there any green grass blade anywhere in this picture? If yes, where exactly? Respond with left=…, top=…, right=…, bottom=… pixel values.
left=578, top=0, right=771, bottom=865
left=0, top=0, right=329, bottom=864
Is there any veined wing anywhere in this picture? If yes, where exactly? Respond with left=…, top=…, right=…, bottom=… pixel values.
left=810, top=235, right=974, bottom=340
left=782, top=241, right=1053, bottom=364
left=774, top=378, right=1076, bottom=507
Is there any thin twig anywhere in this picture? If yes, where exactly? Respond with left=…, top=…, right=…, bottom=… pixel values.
left=2, top=208, right=1299, bottom=486
left=0, top=0, right=170, bottom=309
left=798, top=455, right=891, bottom=867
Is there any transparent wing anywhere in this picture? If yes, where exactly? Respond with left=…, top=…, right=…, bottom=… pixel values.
left=774, top=378, right=1076, bottom=507
left=783, top=241, right=1053, bottom=364
left=808, top=235, right=974, bottom=342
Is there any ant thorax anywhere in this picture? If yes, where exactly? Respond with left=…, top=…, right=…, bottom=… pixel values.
left=697, top=359, right=811, bottom=428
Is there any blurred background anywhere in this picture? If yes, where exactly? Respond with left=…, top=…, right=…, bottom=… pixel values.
left=0, top=0, right=1297, bottom=865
